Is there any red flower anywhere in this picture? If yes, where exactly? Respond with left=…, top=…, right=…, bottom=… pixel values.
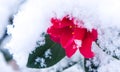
left=47, top=15, right=98, bottom=58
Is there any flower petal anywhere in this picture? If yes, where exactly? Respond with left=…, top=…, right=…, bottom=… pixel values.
left=74, top=28, right=87, bottom=40
left=47, top=26, right=65, bottom=43
left=91, top=29, right=98, bottom=41
left=79, top=36, right=94, bottom=58
left=59, top=27, right=77, bottom=58
left=47, top=26, right=64, bottom=38
left=60, top=28, right=73, bottom=48
left=64, top=42, right=77, bottom=58
left=49, top=35, right=60, bottom=43
left=51, top=16, right=75, bottom=28
left=61, top=16, right=75, bottom=28
left=51, top=18, right=61, bottom=28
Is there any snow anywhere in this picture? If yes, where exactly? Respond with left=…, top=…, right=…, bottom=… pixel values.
left=7, top=24, right=14, bottom=35
left=0, top=0, right=120, bottom=72
left=0, top=0, right=24, bottom=39
left=74, top=40, right=82, bottom=48
left=97, top=0, right=120, bottom=28
left=35, top=57, right=47, bottom=68
left=0, top=53, right=14, bottom=72
left=44, top=49, right=52, bottom=59
left=98, top=60, right=120, bottom=72
left=97, top=27, right=120, bottom=58
left=63, top=64, right=84, bottom=72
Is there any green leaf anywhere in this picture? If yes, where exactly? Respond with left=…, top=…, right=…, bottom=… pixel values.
left=27, top=34, right=65, bottom=68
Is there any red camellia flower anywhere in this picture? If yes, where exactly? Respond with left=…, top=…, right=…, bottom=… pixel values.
left=47, top=15, right=98, bottom=58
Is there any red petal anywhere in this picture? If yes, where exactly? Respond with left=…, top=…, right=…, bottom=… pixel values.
left=49, top=35, right=60, bottom=43
left=91, top=29, right=98, bottom=41
left=47, top=26, right=65, bottom=43
left=50, top=16, right=75, bottom=28
left=60, top=28, right=73, bottom=48
left=51, top=18, right=61, bottom=28
left=64, top=42, right=77, bottom=58
left=79, top=36, right=94, bottom=58
left=61, top=16, right=75, bottom=28
left=59, top=27, right=77, bottom=58
left=74, top=28, right=87, bottom=40
left=47, top=26, right=64, bottom=38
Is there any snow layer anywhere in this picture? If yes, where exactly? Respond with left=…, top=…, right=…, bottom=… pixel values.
left=0, top=53, right=14, bottom=72
left=0, top=0, right=24, bottom=39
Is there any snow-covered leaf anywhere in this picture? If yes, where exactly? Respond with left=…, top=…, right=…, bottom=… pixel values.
left=27, top=34, right=65, bottom=68
left=84, top=58, right=99, bottom=72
